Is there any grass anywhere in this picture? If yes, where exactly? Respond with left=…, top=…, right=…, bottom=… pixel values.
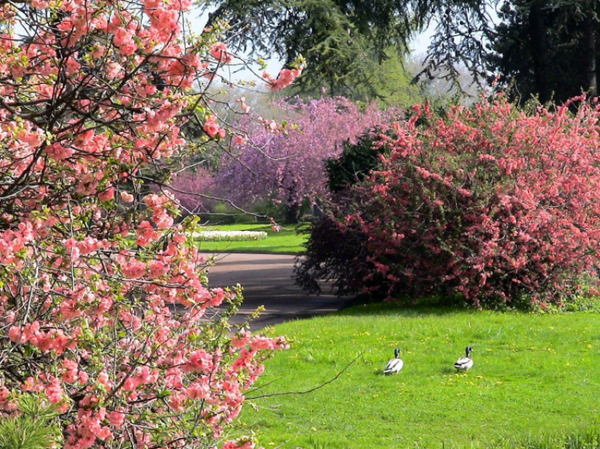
left=194, top=224, right=307, bottom=254
left=238, top=303, right=600, bottom=448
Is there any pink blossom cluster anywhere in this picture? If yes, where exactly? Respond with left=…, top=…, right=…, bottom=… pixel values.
left=235, top=96, right=251, bottom=113
left=210, top=42, right=234, bottom=64
left=0, top=0, right=291, bottom=447
left=204, top=114, right=227, bottom=139
left=262, top=67, right=303, bottom=91
left=168, top=167, right=219, bottom=215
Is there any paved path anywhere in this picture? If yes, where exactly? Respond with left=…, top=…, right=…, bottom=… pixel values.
left=204, top=253, right=353, bottom=331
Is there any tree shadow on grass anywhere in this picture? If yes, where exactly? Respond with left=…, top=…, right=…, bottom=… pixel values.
left=335, top=293, right=477, bottom=319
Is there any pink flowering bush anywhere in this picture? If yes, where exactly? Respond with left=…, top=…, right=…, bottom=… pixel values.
left=300, top=97, right=600, bottom=307
left=0, top=1, right=291, bottom=448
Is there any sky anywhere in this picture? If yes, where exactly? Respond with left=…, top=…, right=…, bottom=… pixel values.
left=410, top=25, right=436, bottom=56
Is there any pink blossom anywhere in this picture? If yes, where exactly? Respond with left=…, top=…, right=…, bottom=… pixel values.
left=122, top=259, right=146, bottom=279
left=235, top=97, right=251, bottom=113
left=209, top=42, right=233, bottom=64
left=148, top=259, right=169, bottom=278
left=185, top=384, right=208, bottom=400
left=184, top=349, right=213, bottom=373
left=207, top=288, right=226, bottom=307
left=107, top=410, right=125, bottom=428
left=8, top=326, right=23, bottom=343
left=98, top=186, right=114, bottom=201
left=122, top=377, right=138, bottom=392
left=148, top=7, right=180, bottom=37
left=96, top=426, right=112, bottom=441
left=152, top=207, right=174, bottom=229
left=143, top=193, right=164, bottom=208
left=90, top=44, right=106, bottom=59
left=113, top=28, right=137, bottom=55
left=233, top=134, right=247, bottom=146
left=144, top=0, right=160, bottom=9
left=203, top=115, right=226, bottom=139
left=97, top=371, right=112, bottom=390
left=46, top=142, right=74, bottom=160
left=222, top=438, right=257, bottom=449
left=75, top=173, right=99, bottom=196
left=58, top=300, right=82, bottom=320
left=44, top=376, right=65, bottom=404
left=0, top=386, right=11, bottom=404
left=263, top=68, right=302, bottom=91
left=62, top=360, right=79, bottom=383
left=136, top=220, right=159, bottom=246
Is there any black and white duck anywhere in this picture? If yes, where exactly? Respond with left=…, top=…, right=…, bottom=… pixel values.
left=454, top=346, right=474, bottom=372
left=384, top=348, right=403, bottom=375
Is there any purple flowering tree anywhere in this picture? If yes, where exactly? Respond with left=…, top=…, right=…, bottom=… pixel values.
left=214, top=97, right=395, bottom=223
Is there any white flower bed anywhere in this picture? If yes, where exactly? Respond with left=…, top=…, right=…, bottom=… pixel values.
left=191, top=230, right=268, bottom=242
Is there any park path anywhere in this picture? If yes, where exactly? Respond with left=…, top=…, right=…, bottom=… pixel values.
left=203, top=253, right=354, bottom=331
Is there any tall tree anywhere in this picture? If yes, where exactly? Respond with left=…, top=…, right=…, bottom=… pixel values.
left=204, top=0, right=600, bottom=104
left=202, top=0, right=433, bottom=98
left=418, top=0, right=497, bottom=88
left=488, top=0, right=599, bottom=104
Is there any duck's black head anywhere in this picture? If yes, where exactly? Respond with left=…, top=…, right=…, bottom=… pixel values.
left=466, top=346, right=473, bottom=356
left=394, top=348, right=400, bottom=358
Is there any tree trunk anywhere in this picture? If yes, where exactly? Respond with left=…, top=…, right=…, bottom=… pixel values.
left=284, top=180, right=301, bottom=224
left=285, top=202, right=300, bottom=224
left=580, top=6, right=597, bottom=98
left=528, top=1, right=551, bottom=103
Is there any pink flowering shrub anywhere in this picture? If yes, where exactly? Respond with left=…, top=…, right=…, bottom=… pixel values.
left=0, top=1, right=288, bottom=448
left=302, top=96, right=600, bottom=307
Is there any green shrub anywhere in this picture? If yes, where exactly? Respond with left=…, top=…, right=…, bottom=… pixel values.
left=0, top=396, right=61, bottom=449
left=325, top=131, right=388, bottom=193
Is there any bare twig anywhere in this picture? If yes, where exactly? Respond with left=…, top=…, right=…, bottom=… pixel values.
left=245, top=350, right=364, bottom=400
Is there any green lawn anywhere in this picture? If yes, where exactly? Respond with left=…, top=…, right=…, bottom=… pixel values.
left=195, top=224, right=307, bottom=254
left=239, top=303, right=600, bottom=448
